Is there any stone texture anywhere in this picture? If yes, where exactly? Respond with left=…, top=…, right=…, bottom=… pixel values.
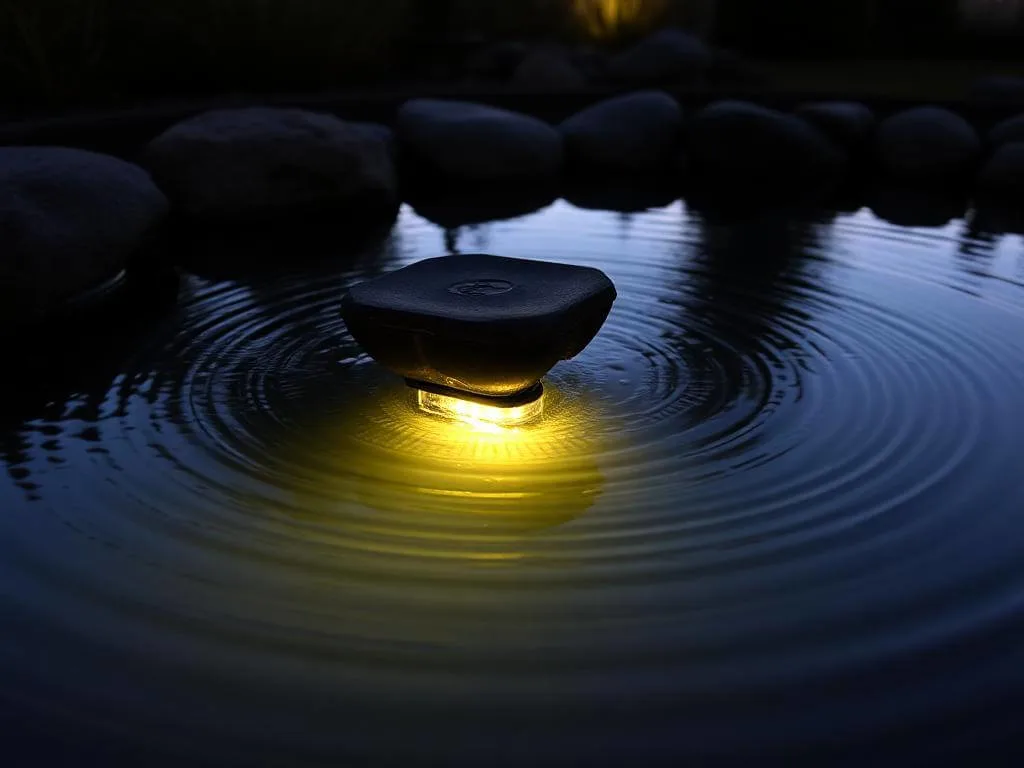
left=0, top=146, right=168, bottom=322
left=397, top=99, right=563, bottom=181
left=875, top=107, right=982, bottom=181
left=560, top=91, right=683, bottom=173
left=606, top=28, right=712, bottom=87
left=687, top=100, right=846, bottom=190
left=143, top=107, right=397, bottom=220
left=796, top=101, right=876, bottom=152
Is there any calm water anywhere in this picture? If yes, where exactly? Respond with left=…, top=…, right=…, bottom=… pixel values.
left=3, top=199, right=1024, bottom=765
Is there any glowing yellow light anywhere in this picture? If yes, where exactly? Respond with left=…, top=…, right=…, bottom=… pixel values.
left=268, top=379, right=617, bottom=564
left=571, top=0, right=667, bottom=39
left=416, top=389, right=544, bottom=432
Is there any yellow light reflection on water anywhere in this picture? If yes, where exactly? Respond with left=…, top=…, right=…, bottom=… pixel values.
left=281, top=380, right=612, bottom=564
left=416, top=389, right=544, bottom=433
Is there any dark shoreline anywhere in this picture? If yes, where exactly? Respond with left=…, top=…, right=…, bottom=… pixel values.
left=0, top=85, right=1010, bottom=158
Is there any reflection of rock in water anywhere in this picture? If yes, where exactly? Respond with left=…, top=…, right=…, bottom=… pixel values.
left=405, top=178, right=558, bottom=256
left=682, top=204, right=835, bottom=358
left=277, top=380, right=606, bottom=562
left=958, top=209, right=1001, bottom=267
left=406, top=182, right=558, bottom=229
left=0, top=266, right=181, bottom=496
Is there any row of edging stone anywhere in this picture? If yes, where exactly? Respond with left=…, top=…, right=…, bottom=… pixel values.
left=3, top=90, right=1024, bottom=328
left=396, top=93, right=1024, bottom=197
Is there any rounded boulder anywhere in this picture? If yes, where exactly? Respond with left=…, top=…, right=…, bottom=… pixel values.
left=0, top=147, right=168, bottom=324
left=560, top=91, right=684, bottom=173
left=397, top=99, right=563, bottom=182
left=875, top=107, right=981, bottom=182
left=143, top=107, right=398, bottom=221
left=687, top=100, right=846, bottom=191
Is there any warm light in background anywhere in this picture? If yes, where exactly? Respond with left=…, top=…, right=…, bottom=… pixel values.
left=417, top=389, right=544, bottom=433
left=571, top=0, right=668, bottom=39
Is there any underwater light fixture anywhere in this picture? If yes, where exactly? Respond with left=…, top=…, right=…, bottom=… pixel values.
left=341, top=255, right=616, bottom=426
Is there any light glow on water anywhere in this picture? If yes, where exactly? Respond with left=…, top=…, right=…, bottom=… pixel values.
left=415, top=388, right=545, bottom=433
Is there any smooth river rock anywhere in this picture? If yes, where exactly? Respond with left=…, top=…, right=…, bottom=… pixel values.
left=143, top=107, right=398, bottom=221
left=875, top=107, right=982, bottom=182
left=560, top=91, right=684, bottom=173
left=687, top=100, right=846, bottom=192
left=396, top=99, right=563, bottom=181
left=0, top=146, right=168, bottom=323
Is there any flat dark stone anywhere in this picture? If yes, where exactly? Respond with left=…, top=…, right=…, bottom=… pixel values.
left=341, top=254, right=616, bottom=399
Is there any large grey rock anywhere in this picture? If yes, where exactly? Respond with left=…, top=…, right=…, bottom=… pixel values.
left=0, top=147, right=168, bottom=322
left=511, top=49, right=588, bottom=91
left=397, top=99, right=563, bottom=181
left=143, top=107, right=397, bottom=220
left=796, top=101, right=876, bottom=152
left=875, top=107, right=981, bottom=181
left=687, top=100, right=846, bottom=190
left=989, top=114, right=1024, bottom=148
left=978, top=142, right=1024, bottom=196
left=607, top=28, right=712, bottom=86
left=560, top=91, right=683, bottom=173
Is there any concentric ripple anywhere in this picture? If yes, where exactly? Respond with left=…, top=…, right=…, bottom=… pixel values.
left=3, top=201, right=1024, bottom=765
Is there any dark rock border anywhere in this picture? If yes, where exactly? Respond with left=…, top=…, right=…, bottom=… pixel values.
left=4, top=82, right=1024, bottom=329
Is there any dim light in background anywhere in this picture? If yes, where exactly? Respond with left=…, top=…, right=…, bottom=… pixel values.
left=571, top=0, right=668, bottom=39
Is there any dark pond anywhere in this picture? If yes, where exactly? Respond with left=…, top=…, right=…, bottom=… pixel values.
left=3, top=198, right=1024, bottom=766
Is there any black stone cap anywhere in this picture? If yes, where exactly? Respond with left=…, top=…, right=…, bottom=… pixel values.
left=341, top=254, right=616, bottom=399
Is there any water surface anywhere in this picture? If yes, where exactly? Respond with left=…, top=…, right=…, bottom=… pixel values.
left=3, top=199, right=1024, bottom=765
